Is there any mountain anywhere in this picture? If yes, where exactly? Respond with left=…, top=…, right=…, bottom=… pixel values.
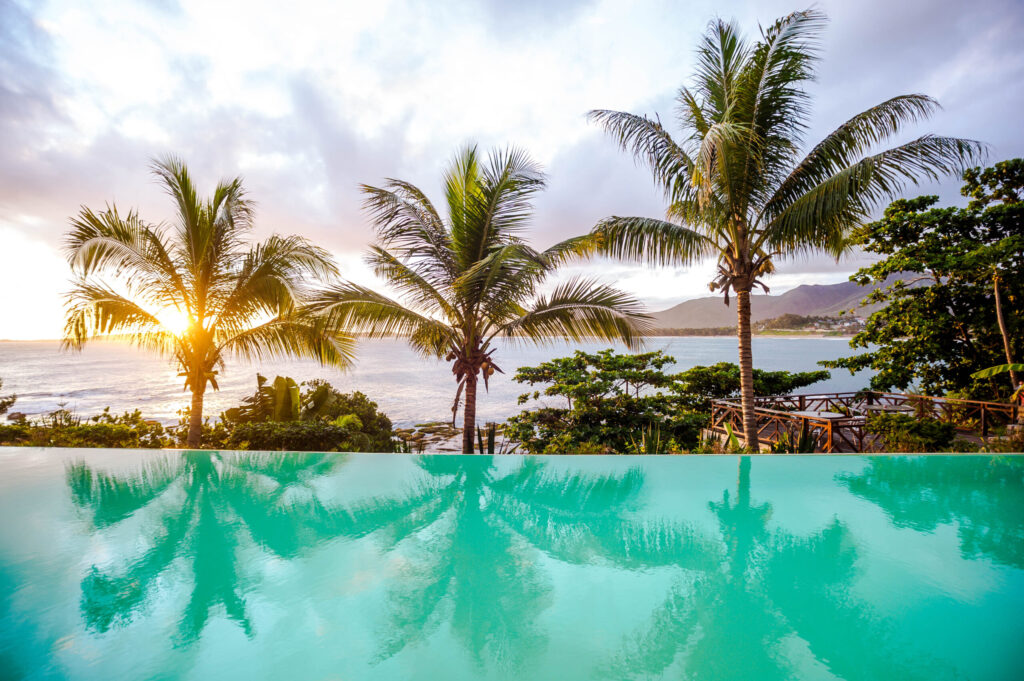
left=650, top=279, right=886, bottom=329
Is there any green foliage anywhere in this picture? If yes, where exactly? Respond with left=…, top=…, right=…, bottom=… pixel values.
left=867, top=413, right=956, bottom=453
left=220, top=376, right=396, bottom=452
left=225, top=421, right=375, bottom=452
left=0, top=377, right=396, bottom=452
left=825, top=160, right=1024, bottom=400
left=0, top=378, right=15, bottom=416
left=504, top=350, right=707, bottom=454
left=505, top=351, right=831, bottom=453
left=223, top=374, right=301, bottom=423
left=584, top=9, right=980, bottom=446
left=307, top=144, right=649, bottom=452
left=476, top=422, right=497, bottom=454
left=769, top=421, right=816, bottom=454
left=62, top=156, right=352, bottom=447
left=672, top=362, right=831, bottom=411
left=0, top=408, right=175, bottom=448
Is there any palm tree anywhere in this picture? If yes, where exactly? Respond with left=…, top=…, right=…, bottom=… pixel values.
left=584, top=9, right=985, bottom=447
left=309, top=144, right=650, bottom=453
left=63, top=156, right=353, bottom=447
left=334, top=456, right=710, bottom=671
left=602, top=458, right=947, bottom=681
left=68, top=451, right=350, bottom=641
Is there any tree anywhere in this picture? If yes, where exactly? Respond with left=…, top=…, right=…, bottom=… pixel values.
left=673, top=361, right=830, bottom=412
left=582, top=9, right=983, bottom=447
left=309, top=144, right=650, bottom=453
left=67, top=451, right=350, bottom=642
left=824, top=160, right=1023, bottom=399
left=601, top=458, right=948, bottom=681
left=504, top=349, right=708, bottom=453
left=63, top=156, right=352, bottom=447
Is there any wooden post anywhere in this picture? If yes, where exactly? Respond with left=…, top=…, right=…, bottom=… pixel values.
left=981, top=407, right=988, bottom=439
left=799, top=395, right=806, bottom=410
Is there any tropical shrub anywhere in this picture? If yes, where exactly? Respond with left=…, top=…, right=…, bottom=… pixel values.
left=221, top=376, right=396, bottom=452
left=0, top=378, right=15, bottom=416
left=225, top=420, right=377, bottom=452
left=867, top=413, right=956, bottom=452
left=0, top=408, right=175, bottom=448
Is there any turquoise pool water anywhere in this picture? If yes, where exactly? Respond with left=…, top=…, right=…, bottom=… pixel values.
left=1, top=449, right=1021, bottom=680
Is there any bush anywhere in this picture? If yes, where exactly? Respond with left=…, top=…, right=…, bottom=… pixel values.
left=0, top=408, right=175, bottom=448
left=220, top=376, right=396, bottom=452
left=225, top=421, right=376, bottom=452
left=868, top=413, right=957, bottom=452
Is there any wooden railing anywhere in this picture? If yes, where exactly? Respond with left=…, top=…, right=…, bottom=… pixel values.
left=709, top=398, right=870, bottom=453
left=708, top=391, right=1019, bottom=452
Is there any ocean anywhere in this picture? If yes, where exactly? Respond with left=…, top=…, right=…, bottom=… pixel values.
left=0, top=337, right=872, bottom=428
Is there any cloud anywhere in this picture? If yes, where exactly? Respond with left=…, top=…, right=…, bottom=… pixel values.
left=0, top=0, right=1021, bottom=339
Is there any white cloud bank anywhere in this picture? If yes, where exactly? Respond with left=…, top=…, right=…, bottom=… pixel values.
left=1, top=0, right=1022, bottom=338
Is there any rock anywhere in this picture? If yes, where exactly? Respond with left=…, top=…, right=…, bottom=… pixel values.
left=6, top=412, right=26, bottom=423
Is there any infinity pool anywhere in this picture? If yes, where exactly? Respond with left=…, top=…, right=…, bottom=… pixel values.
left=1, top=449, right=1021, bottom=680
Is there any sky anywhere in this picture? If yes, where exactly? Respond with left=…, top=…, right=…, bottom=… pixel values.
left=1, top=0, right=1022, bottom=340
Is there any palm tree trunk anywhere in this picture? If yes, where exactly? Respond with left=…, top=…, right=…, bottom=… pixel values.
left=994, top=275, right=1020, bottom=390
left=462, top=374, right=478, bottom=454
left=736, top=289, right=759, bottom=450
left=187, top=386, right=205, bottom=449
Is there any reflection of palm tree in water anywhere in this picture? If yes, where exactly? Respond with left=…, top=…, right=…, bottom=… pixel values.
left=67, top=451, right=347, bottom=642
left=343, top=456, right=716, bottom=672
left=603, top=457, right=949, bottom=681
left=66, top=451, right=691, bottom=670
left=839, top=455, right=1024, bottom=569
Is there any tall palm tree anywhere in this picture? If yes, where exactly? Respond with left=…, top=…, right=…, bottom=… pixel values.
left=68, top=451, right=349, bottom=641
left=602, top=458, right=945, bottom=681
left=584, top=9, right=985, bottom=447
left=310, top=144, right=650, bottom=453
left=63, top=156, right=352, bottom=448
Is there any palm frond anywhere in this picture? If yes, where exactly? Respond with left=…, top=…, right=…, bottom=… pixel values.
left=760, top=134, right=987, bottom=257
left=499, top=277, right=651, bottom=350
left=217, top=312, right=354, bottom=368
left=360, top=181, right=456, bottom=286
left=764, top=95, right=972, bottom=216
left=365, top=246, right=459, bottom=321
left=587, top=109, right=696, bottom=201
left=306, top=282, right=454, bottom=357
left=447, top=144, right=546, bottom=272
left=63, top=281, right=176, bottom=351
left=213, top=235, right=339, bottom=333
left=65, top=204, right=185, bottom=308
left=588, top=216, right=713, bottom=266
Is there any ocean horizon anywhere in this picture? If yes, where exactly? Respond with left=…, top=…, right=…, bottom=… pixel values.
left=0, top=337, right=873, bottom=429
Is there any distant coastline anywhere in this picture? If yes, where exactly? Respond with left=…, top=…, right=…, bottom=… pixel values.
left=646, top=329, right=855, bottom=339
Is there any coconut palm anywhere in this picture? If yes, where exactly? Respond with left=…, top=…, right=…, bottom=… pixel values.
left=309, top=144, right=650, bottom=453
left=68, top=451, right=350, bottom=642
left=601, top=458, right=946, bottom=681
left=584, top=9, right=985, bottom=446
left=333, top=456, right=711, bottom=671
left=63, top=156, right=352, bottom=447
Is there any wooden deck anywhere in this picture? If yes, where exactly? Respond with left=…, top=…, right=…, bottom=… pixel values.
left=708, top=391, right=1020, bottom=453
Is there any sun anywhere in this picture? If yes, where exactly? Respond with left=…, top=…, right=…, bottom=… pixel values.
left=156, top=307, right=192, bottom=337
